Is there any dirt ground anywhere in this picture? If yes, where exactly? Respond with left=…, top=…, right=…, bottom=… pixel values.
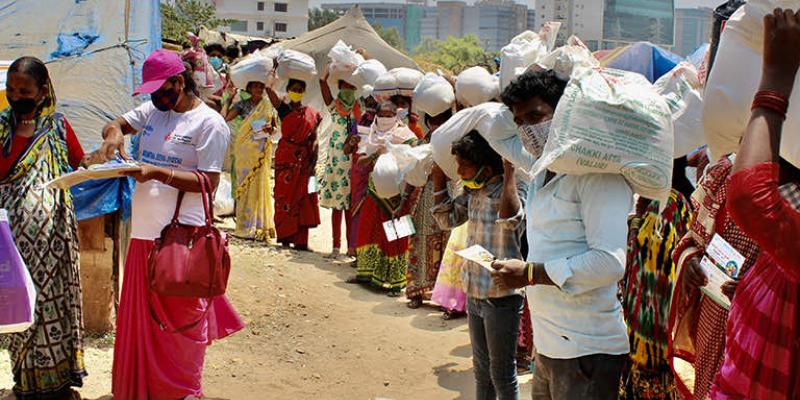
left=1, top=209, right=533, bottom=400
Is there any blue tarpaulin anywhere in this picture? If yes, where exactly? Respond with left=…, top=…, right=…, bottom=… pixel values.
left=604, top=42, right=684, bottom=83
left=71, top=177, right=135, bottom=222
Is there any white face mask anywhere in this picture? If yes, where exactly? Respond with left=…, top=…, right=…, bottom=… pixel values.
left=375, top=116, right=397, bottom=132
left=518, top=119, right=551, bottom=159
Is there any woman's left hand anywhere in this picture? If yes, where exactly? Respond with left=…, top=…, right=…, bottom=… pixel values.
left=123, top=164, right=161, bottom=183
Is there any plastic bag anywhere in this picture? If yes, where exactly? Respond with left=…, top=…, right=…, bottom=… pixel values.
left=327, top=40, right=364, bottom=88
left=352, top=59, right=388, bottom=91
left=499, top=31, right=548, bottom=91
left=394, top=68, right=424, bottom=97
left=536, top=36, right=598, bottom=81
left=430, top=102, right=528, bottom=180
left=455, top=66, right=500, bottom=107
left=276, top=49, right=317, bottom=82
left=230, top=54, right=274, bottom=89
left=703, top=0, right=800, bottom=166
left=390, top=143, right=434, bottom=187
left=413, top=73, right=455, bottom=117
left=532, top=67, right=674, bottom=202
left=373, top=72, right=399, bottom=102
left=213, top=173, right=234, bottom=217
left=328, top=40, right=365, bottom=67
left=0, top=209, right=36, bottom=334
left=372, top=152, right=403, bottom=198
left=654, top=63, right=705, bottom=158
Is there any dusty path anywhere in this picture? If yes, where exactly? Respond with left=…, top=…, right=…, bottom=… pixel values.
left=2, top=210, right=533, bottom=399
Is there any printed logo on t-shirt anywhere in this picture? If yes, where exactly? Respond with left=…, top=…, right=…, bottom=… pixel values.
left=142, top=125, right=154, bottom=137
left=165, top=132, right=193, bottom=146
left=141, top=149, right=185, bottom=167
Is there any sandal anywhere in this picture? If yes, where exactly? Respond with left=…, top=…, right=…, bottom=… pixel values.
left=325, top=248, right=341, bottom=259
left=407, top=296, right=423, bottom=309
left=387, top=290, right=402, bottom=298
left=441, top=310, right=465, bottom=320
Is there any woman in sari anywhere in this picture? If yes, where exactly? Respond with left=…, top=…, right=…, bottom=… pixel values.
left=406, top=110, right=453, bottom=309
left=266, top=77, right=321, bottom=250
left=431, top=222, right=469, bottom=319
left=319, top=67, right=359, bottom=258
left=0, top=57, right=85, bottom=399
left=348, top=93, right=378, bottom=261
left=349, top=101, right=417, bottom=296
left=91, top=49, right=244, bottom=399
left=620, top=157, right=694, bottom=400
left=224, top=80, right=277, bottom=241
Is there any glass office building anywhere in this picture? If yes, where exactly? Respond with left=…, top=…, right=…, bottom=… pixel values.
left=603, top=0, right=675, bottom=47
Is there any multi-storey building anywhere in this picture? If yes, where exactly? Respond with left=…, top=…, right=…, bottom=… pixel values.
left=209, top=0, right=309, bottom=38
left=674, top=7, right=713, bottom=56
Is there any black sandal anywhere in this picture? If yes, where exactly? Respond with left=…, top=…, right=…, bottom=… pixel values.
left=407, top=296, right=423, bottom=309
left=442, top=310, right=465, bottom=320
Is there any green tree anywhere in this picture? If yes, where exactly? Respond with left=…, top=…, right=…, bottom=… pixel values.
left=413, top=34, right=496, bottom=74
left=372, top=24, right=406, bottom=53
left=308, top=8, right=341, bottom=31
left=161, top=0, right=230, bottom=42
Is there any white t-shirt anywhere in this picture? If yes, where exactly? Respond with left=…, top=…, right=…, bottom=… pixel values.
left=124, top=101, right=230, bottom=240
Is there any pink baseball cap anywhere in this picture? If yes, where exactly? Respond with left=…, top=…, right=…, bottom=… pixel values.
left=133, top=49, right=186, bottom=96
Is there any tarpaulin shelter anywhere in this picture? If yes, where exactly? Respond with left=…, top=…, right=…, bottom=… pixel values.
left=199, top=27, right=278, bottom=48
left=595, top=42, right=683, bottom=83
left=278, top=5, right=419, bottom=73
left=0, top=0, right=161, bottom=332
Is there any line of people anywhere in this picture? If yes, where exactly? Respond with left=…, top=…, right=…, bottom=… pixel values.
left=1, top=6, right=800, bottom=400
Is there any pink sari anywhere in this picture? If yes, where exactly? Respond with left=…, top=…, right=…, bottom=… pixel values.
left=112, top=239, right=244, bottom=399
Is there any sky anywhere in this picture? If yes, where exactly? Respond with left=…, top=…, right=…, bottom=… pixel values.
left=308, top=0, right=723, bottom=9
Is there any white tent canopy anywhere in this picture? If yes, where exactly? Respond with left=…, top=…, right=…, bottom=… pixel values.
left=278, top=6, right=418, bottom=74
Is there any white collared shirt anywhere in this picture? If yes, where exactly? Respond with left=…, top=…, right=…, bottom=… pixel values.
left=525, top=172, right=633, bottom=359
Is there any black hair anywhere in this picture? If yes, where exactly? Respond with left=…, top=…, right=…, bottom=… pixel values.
left=390, top=94, right=411, bottom=107
left=8, top=56, right=55, bottom=112
left=707, top=0, right=746, bottom=77
left=225, top=45, right=241, bottom=60
left=178, top=63, right=198, bottom=96
left=204, top=43, right=225, bottom=55
left=287, top=79, right=306, bottom=91
left=246, top=81, right=265, bottom=91
left=377, top=101, right=398, bottom=114
left=427, top=108, right=452, bottom=121
left=672, top=155, right=694, bottom=203
left=500, top=69, right=568, bottom=110
left=452, top=130, right=503, bottom=175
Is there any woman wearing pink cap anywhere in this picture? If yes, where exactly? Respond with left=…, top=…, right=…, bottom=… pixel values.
left=88, top=49, right=244, bottom=399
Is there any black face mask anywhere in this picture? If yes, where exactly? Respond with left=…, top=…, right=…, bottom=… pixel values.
left=152, top=88, right=180, bottom=112
left=8, top=97, right=39, bottom=115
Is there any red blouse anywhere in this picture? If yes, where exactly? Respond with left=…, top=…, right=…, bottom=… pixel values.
left=0, top=118, right=84, bottom=179
left=728, top=162, right=800, bottom=280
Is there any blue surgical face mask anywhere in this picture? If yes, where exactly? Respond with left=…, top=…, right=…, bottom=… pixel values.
left=397, top=108, right=409, bottom=121
left=209, top=56, right=223, bottom=71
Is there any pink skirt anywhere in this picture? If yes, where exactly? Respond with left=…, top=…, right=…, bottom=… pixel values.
left=112, top=239, right=245, bottom=400
left=431, top=224, right=468, bottom=313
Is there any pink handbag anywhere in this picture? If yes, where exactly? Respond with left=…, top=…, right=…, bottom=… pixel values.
left=148, top=171, right=230, bottom=298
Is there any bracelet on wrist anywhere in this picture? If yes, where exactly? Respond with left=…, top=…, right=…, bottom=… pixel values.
left=526, top=262, right=535, bottom=285
left=751, top=90, right=789, bottom=118
left=164, top=169, right=175, bottom=186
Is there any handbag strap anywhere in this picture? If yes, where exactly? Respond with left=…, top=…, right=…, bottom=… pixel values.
left=192, top=170, right=215, bottom=227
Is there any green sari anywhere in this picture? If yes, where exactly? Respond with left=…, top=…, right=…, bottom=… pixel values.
left=0, top=108, right=85, bottom=398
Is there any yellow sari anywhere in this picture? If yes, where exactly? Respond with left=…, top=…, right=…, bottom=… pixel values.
left=233, top=99, right=276, bottom=240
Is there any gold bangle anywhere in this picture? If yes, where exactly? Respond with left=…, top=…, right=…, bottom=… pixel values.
left=527, top=262, right=535, bottom=285
left=165, top=169, right=175, bottom=186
